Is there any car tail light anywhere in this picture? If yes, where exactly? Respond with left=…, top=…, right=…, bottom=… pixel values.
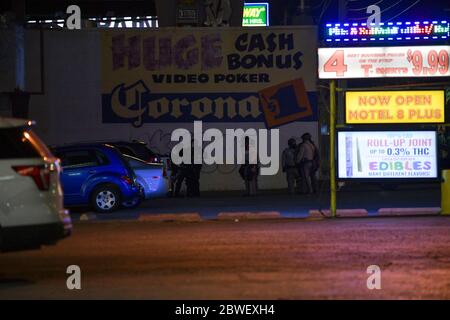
left=12, top=165, right=50, bottom=191
left=148, top=156, right=161, bottom=163
left=121, top=175, right=133, bottom=185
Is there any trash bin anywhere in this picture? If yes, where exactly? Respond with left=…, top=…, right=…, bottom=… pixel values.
left=442, top=170, right=450, bottom=215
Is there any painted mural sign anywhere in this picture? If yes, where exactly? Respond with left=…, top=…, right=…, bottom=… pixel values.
left=101, top=27, right=318, bottom=128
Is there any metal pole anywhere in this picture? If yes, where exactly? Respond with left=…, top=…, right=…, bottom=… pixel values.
left=330, top=80, right=337, bottom=218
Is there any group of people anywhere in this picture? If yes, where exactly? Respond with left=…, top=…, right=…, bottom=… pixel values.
left=238, top=133, right=320, bottom=196
left=169, top=145, right=202, bottom=198
left=169, top=133, right=320, bottom=197
left=281, top=133, right=320, bottom=195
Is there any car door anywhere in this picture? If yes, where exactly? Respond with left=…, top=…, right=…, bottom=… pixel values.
left=56, top=149, right=100, bottom=205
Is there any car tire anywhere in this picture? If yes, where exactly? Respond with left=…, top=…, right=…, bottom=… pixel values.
left=91, top=184, right=121, bottom=213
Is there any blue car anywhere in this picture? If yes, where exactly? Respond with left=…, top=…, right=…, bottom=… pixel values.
left=52, top=144, right=142, bottom=213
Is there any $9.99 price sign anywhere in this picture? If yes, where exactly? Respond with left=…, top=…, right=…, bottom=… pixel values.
left=318, top=46, right=450, bottom=79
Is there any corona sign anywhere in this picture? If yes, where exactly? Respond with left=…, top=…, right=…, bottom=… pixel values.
left=346, top=90, right=445, bottom=124
left=242, top=2, right=269, bottom=27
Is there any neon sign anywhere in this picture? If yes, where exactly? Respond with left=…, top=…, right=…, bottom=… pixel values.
left=324, top=20, right=449, bottom=42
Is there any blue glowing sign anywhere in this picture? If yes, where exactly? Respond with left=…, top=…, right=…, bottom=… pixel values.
left=324, top=20, right=449, bottom=43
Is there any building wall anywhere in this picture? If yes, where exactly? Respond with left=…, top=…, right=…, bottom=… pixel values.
left=25, top=27, right=318, bottom=191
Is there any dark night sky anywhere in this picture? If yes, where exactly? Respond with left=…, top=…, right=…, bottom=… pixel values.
left=314, top=0, right=450, bottom=23
left=1, top=0, right=449, bottom=25
left=243, top=0, right=450, bottom=25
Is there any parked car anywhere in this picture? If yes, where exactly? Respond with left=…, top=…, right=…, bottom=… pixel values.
left=52, top=143, right=142, bottom=213
left=108, top=141, right=161, bottom=163
left=0, top=117, right=71, bottom=252
left=123, top=154, right=169, bottom=199
left=107, top=141, right=172, bottom=180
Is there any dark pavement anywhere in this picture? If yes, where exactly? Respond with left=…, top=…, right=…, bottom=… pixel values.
left=0, top=216, right=449, bottom=299
left=70, top=182, right=441, bottom=220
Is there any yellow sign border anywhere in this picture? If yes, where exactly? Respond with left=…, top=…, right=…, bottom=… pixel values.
left=345, top=90, right=445, bottom=124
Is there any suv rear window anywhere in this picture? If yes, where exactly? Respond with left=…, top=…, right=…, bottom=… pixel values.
left=0, top=127, right=47, bottom=159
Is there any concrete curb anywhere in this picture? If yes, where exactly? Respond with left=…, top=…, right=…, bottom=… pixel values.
left=75, top=207, right=444, bottom=224
left=138, top=213, right=203, bottom=222
left=309, top=209, right=368, bottom=218
left=377, top=207, right=441, bottom=216
left=217, top=211, right=281, bottom=221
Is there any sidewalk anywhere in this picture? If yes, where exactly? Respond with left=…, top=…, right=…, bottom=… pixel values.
left=70, top=182, right=442, bottom=222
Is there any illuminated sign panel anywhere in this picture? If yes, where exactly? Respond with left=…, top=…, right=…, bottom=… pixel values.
left=242, top=2, right=269, bottom=27
left=324, top=20, right=449, bottom=42
left=337, top=131, right=438, bottom=179
left=346, top=91, right=445, bottom=124
left=318, top=45, right=450, bottom=79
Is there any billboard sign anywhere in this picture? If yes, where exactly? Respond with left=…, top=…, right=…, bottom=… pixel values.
left=337, top=131, right=438, bottom=179
left=345, top=90, right=445, bottom=124
left=100, top=26, right=318, bottom=190
left=101, top=27, right=317, bottom=128
left=318, top=45, right=450, bottom=79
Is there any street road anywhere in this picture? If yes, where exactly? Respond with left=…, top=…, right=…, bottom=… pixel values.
left=1, top=216, right=449, bottom=299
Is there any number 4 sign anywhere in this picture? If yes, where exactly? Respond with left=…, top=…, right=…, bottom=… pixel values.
left=323, top=50, right=348, bottom=77
left=318, top=46, right=450, bottom=79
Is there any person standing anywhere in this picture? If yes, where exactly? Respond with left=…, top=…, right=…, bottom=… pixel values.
left=191, top=162, right=202, bottom=197
left=296, top=133, right=319, bottom=194
left=282, top=138, right=301, bottom=194
left=171, top=149, right=188, bottom=197
left=239, top=137, right=258, bottom=196
left=186, top=140, right=202, bottom=197
left=170, top=161, right=183, bottom=197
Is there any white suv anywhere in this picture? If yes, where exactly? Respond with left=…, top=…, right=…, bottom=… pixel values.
left=0, top=117, right=71, bottom=252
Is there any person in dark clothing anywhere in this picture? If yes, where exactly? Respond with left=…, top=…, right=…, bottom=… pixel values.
left=282, top=138, right=301, bottom=194
left=239, top=137, right=259, bottom=196
left=173, top=165, right=189, bottom=197
left=185, top=164, right=201, bottom=197
left=171, top=149, right=188, bottom=197
left=185, top=140, right=202, bottom=197
left=296, top=132, right=319, bottom=194
left=169, top=162, right=181, bottom=197
left=170, top=141, right=203, bottom=197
